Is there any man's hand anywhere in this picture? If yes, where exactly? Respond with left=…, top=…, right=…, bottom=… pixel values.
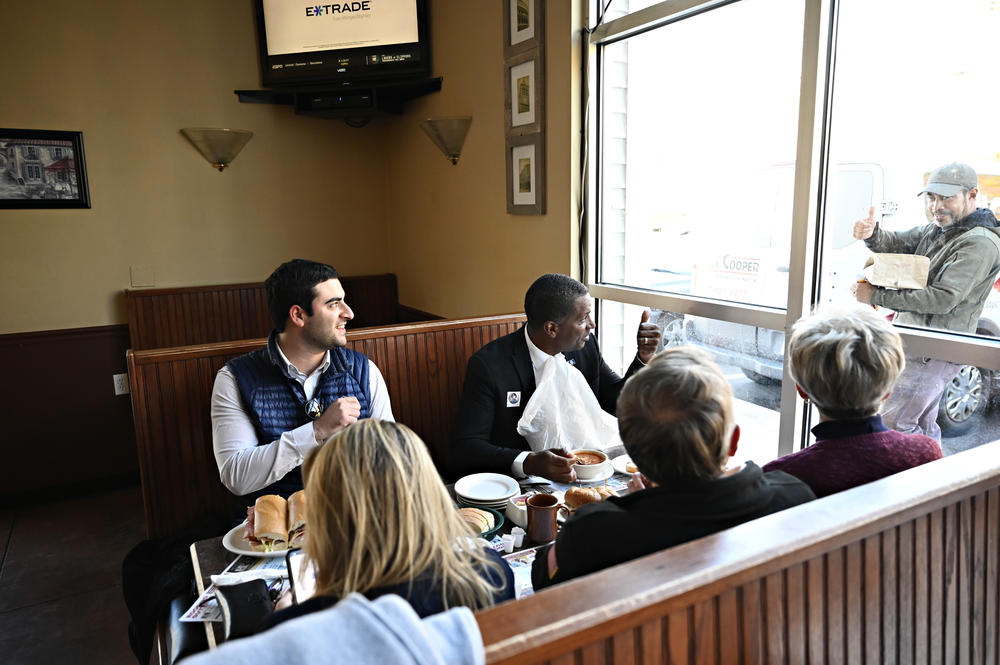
left=313, top=396, right=361, bottom=442
left=853, top=206, right=877, bottom=240
left=852, top=280, right=875, bottom=304
left=523, top=448, right=577, bottom=483
left=636, top=309, right=662, bottom=364
left=627, top=472, right=653, bottom=494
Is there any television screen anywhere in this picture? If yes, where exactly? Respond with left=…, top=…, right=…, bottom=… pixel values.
left=255, top=0, right=430, bottom=88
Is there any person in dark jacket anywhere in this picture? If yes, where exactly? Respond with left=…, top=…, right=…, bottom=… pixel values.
left=450, top=273, right=661, bottom=482
left=763, top=305, right=941, bottom=497
left=852, top=162, right=1000, bottom=440
left=531, top=346, right=815, bottom=589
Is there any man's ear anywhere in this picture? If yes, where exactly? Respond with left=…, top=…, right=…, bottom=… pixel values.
left=542, top=320, right=559, bottom=339
left=287, top=304, right=308, bottom=329
left=728, top=424, right=740, bottom=457
left=795, top=384, right=809, bottom=401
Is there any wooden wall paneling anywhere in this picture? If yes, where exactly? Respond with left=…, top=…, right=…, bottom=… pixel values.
left=741, top=579, right=764, bottom=665
left=549, top=654, right=576, bottom=665
left=883, top=528, right=898, bottom=665
left=610, top=627, right=638, bottom=665
left=945, top=504, right=960, bottom=664
left=806, top=556, right=826, bottom=665
left=763, top=571, right=785, bottom=664
left=957, top=497, right=972, bottom=665
left=930, top=509, right=945, bottom=664
left=986, top=488, right=999, bottom=665
left=826, top=549, right=845, bottom=665
left=848, top=539, right=866, bottom=665
left=915, top=514, right=930, bottom=665
left=970, top=494, right=986, bottom=665
left=666, top=607, right=690, bottom=665
left=692, top=598, right=717, bottom=665
left=785, top=564, right=806, bottom=665
left=639, top=617, right=664, bottom=665
left=580, top=641, right=607, bottom=665
left=716, top=589, right=739, bottom=664
left=898, top=520, right=915, bottom=665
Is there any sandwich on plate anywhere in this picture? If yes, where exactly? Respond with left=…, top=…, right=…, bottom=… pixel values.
left=243, top=491, right=306, bottom=552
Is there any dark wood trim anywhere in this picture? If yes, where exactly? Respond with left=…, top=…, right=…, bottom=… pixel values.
left=397, top=304, right=445, bottom=323
left=475, top=440, right=1000, bottom=664
left=128, top=314, right=527, bottom=539
left=0, top=323, right=129, bottom=345
left=124, top=274, right=424, bottom=350
left=0, top=323, right=137, bottom=504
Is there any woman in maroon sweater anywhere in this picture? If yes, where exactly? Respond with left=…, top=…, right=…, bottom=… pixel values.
left=763, top=305, right=942, bottom=497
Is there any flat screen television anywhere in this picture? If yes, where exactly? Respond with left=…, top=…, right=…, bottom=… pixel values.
left=253, top=0, right=430, bottom=88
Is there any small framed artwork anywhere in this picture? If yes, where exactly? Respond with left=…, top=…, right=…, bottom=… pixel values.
left=503, top=0, right=545, bottom=57
left=505, top=50, right=545, bottom=135
left=506, top=132, right=546, bottom=215
left=0, top=129, right=90, bottom=209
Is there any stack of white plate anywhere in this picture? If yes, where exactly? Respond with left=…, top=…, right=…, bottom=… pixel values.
left=454, top=473, right=520, bottom=510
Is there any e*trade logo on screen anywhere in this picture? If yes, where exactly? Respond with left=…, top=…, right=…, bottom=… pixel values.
left=306, top=2, right=372, bottom=16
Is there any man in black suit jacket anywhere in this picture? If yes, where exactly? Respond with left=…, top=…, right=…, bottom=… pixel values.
left=450, top=274, right=661, bottom=481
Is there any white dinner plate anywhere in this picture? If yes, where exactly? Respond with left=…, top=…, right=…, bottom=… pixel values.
left=454, top=473, right=520, bottom=503
left=222, top=521, right=290, bottom=558
left=611, top=454, right=636, bottom=476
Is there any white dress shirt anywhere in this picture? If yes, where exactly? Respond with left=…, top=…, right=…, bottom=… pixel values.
left=212, top=344, right=394, bottom=495
left=510, top=328, right=565, bottom=477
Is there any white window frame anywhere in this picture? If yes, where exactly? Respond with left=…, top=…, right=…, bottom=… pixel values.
left=584, top=0, right=1000, bottom=456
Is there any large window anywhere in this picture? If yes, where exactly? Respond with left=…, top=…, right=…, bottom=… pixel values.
left=590, top=0, right=1000, bottom=458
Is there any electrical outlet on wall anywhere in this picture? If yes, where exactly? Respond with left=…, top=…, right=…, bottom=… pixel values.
left=113, top=373, right=130, bottom=396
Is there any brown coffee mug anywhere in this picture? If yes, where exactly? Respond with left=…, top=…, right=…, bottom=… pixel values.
left=526, top=493, right=559, bottom=544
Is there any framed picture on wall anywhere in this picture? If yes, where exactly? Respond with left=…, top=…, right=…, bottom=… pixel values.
left=503, top=0, right=544, bottom=57
left=0, top=129, right=90, bottom=209
left=505, top=50, right=545, bottom=135
left=506, top=132, right=546, bottom=215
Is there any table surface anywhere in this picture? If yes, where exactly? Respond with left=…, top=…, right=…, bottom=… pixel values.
left=189, top=455, right=632, bottom=649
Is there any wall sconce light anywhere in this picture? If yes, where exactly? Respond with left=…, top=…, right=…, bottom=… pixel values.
left=419, top=117, right=472, bottom=165
left=180, top=128, right=253, bottom=172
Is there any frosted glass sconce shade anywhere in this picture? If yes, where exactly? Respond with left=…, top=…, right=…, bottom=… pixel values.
left=180, top=128, right=253, bottom=172
left=419, top=117, right=472, bottom=165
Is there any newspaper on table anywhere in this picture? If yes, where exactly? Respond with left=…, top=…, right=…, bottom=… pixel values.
left=181, top=555, right=289, bottom=623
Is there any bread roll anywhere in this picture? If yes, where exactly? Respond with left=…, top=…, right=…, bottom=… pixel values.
left=458, top=507, right=495, bottom=534
left=565, top=486, right=614, bottom=509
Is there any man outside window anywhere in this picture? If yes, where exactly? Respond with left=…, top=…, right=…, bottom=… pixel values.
left=852, top=162, right=1000, bottom=440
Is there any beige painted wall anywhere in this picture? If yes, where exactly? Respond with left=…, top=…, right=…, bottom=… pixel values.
left=0, top=0, right=582, bottom=334
left=384, top=0, right=583, bottom=319
left=0, top=1, right=391, bottom=334
left=387, top=0, right=579, bottom=316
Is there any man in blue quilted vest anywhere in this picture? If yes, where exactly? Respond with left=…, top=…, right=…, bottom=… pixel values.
left=211, top=259, right=394, bottom=504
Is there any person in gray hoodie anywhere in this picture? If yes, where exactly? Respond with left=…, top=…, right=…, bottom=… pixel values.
left=852, top=162, right=1000, bottom=440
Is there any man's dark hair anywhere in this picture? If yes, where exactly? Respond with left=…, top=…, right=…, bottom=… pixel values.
left=524, top=274, right=589, bottom=328
left=265, top=259, right=339, bottom=332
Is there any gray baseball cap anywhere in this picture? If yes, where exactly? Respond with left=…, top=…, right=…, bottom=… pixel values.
left=918, top=162, right=978, bottom=197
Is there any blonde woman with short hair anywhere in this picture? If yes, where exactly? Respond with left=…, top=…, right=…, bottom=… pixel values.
left=266, top=419, right=513, bottom=628
left=763, top=305, right=941, bottom=497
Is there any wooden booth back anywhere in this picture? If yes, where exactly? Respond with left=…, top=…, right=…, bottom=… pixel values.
left=475, top=439, right=1000, bottom=665
left=124, top=273, right=420, bottom=350
left=127, top=314, right=525, bottom=540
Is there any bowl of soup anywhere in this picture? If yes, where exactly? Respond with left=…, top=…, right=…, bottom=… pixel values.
left=570, top=449, right=611, bottom=481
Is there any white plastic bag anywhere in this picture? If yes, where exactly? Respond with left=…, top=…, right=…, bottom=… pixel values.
left=516, top=353, right=622, bottom=451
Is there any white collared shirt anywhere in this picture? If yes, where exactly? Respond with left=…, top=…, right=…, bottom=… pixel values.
left=212, top=344, right=394, bottom=496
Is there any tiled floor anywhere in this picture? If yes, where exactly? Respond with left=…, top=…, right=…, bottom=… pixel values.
left=0, top=486, right=146, bottom=665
